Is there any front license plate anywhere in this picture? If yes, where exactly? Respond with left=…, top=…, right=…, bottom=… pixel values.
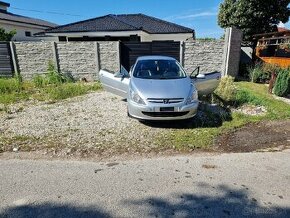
left=160, top=107, right=174, bottom=112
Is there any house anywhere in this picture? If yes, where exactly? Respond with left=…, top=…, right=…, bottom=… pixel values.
left=254, top=28, right=290, bottom=68
left=0, top=1, right=57, bottom=41
left=38, top=14, right=195, bottom=42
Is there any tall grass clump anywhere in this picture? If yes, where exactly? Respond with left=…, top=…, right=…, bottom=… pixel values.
left=273, top=68, right=290, bottom=97
left=46, top=83, right=99, bottom=100
left=214, top=76, right=237, bottom=102
left=0, top=77, right=21, bottom=94
left=33, top=60, right=74, bottom=88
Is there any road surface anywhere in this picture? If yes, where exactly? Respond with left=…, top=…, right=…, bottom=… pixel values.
left=1, top=151, right=290, bottom=217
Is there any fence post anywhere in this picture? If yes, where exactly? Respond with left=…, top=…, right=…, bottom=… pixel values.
left=117, top=41, right=121, bottom=71
left=95, top=42, right=100, bottom=79
left=52, top=42, right=60, bottom=72
left=9, top=41, right=19, bottom=76
left=180, top=41, right=184, bottom=67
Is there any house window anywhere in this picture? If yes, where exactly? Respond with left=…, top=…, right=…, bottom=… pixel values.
left=25, top=31, right=31, bottom=37
left=59, top=36, right=67, bottom=41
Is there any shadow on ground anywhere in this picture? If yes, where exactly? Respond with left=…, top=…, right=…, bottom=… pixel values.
left=1, top=203, right=110, bottom=218
left=141, top=103, right=232, bottom=129
left=124, top=183, right=290, bottom=217
left=2, top=183, right=289, bottom=217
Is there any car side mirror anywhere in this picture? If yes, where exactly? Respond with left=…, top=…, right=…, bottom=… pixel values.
left=114, top=66, right=130, bottom=78
left=130, top=66, right=134, bottom=73
left=196, top=74, right=205, bottom=79
left=190, top=66, right=200, bottom=79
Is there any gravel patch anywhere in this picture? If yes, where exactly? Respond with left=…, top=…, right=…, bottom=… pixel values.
left=0, top=92, right=168, bottom=156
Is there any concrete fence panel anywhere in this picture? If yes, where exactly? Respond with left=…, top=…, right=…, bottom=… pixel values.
left=14, top=42, right=54, bottom=80
left=98, top=41, right=120, bottom=73
left=56, top=42, right=98, bottom=81
left=183, top=40, right=224, bottom=74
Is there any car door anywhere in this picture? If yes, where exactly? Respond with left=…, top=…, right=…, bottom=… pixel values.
left=190, top=68, right=221, bottom=96
left=99, top=66, right=130, bottom=99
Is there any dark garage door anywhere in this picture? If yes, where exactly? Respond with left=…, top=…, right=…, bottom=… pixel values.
left=121, top=41, right=180, bottom=71
left=0, top=42, right=14, bottom=78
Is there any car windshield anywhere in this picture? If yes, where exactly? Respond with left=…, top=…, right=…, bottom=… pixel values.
left=133, top=59, right=187, bottom=79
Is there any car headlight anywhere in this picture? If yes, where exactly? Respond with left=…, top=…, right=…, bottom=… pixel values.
left=186, top=89, right=198, bottom=105
left=130, top=89, right=145, bottom=105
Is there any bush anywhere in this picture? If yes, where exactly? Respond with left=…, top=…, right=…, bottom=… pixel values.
left=248, top=63, right=280, bottom=83
left=273, top=68, right=290, bottom=97
left=214, top=76, right=237, bottom=102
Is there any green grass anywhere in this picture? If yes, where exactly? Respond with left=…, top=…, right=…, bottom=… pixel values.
left=165, top=82, right=290, bottom=150
left=0, top=77, right=102, bottom=105
left=46, top=82, right=102, bottom=100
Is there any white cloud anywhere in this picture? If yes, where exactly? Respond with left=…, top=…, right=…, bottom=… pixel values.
left=164, top=7, right=218, bottom=21
left=176, top=11, right=218, bottom=20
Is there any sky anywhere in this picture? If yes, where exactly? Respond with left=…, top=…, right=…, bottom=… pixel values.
left=6, top=0, right=290, bottom=39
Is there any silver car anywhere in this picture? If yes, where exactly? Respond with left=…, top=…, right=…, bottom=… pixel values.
left=99, top=56, right=220, bottom=121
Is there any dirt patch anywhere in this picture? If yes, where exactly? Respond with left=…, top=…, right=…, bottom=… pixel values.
left=215, top=120, right=290, bottom=152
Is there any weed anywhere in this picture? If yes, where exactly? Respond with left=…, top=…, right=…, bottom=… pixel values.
left=0, top=78, right=21, bottom=94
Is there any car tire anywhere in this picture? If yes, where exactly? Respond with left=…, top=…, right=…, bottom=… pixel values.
left=127, top=110, right=132, bottom=118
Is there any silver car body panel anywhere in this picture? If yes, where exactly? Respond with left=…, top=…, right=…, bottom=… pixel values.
left=99, top=69, right=129, bottom=99
left=99, top=56, right=221, bottom=120
left=193, top=72, right=221, bottom=96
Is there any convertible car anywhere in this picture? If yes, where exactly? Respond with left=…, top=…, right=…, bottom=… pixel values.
left=99, top=56, right=221, bottom=120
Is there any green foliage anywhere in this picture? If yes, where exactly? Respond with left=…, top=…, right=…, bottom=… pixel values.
left=0, top=28, right=16, bottom=41
left=248, top=64, right=264, bottom=83
left=214, top=76, right=237, bottom=102
left=167, top=82, right=290, bottom=150
left=33, top=75, right=46, bottom=88
left=46, top=83, right=100, bottom=100
left=218, top=0, right=290, bottom=41
left=273, top=68, right=290, bottom=97
left=32, top=60, right=75, bottom=88
left=0, top=78, right=21, bottom=94
left=248, top=63, right=280, bottom=83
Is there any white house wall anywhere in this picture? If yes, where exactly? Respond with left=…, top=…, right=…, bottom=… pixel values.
left=44, top=31, right=193, bottom=42
left=0, top=20, right=49, bottom=41
left=140, top=33, right=193, bottom=42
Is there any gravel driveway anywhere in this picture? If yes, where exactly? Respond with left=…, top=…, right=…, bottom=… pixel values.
left=0, top=91, right=168, bottom=157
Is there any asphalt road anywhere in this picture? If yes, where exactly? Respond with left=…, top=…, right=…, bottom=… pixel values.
left=1, top=151, right=290, bottom=218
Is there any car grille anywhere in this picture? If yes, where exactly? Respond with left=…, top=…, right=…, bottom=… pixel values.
left=142, top=112, right=189, bottom=117
left=147, top=98, right=184, bottom=104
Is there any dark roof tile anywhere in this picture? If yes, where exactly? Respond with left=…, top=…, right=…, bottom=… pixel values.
left=0, top=11, right=57, bottom=28
left=44, top=13, right=194, bottom=34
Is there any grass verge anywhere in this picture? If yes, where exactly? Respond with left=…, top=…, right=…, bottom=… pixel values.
left=164, top=82, right=290, bottom=150
left=0, top=77, right=102, bottom=105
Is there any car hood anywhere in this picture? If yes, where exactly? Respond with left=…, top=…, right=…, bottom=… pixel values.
left=130, top=77, right=192, bottom=99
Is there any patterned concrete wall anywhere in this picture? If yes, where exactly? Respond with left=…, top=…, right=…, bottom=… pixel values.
left=182, top=40, right=225, bottom=74
left=14, top=42, right=54, bottom=79
left=98, top=41, right=120, bottom=73
left=14, top=41, right=120, bottom=81
left=13, top=31, right=241, bottom=81
left=57, top=42, right=98, bottom=81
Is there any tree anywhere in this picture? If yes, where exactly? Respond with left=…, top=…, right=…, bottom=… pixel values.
left=218, top=0, right=290, bottom=41
left=0, top=28, right=16, bottom=41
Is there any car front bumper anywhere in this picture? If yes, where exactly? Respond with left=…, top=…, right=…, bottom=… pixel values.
left=128, top=100, right=199, bottom=121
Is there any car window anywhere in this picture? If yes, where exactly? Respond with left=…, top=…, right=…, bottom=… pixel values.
left=133, top=60, right=187, bottom=79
